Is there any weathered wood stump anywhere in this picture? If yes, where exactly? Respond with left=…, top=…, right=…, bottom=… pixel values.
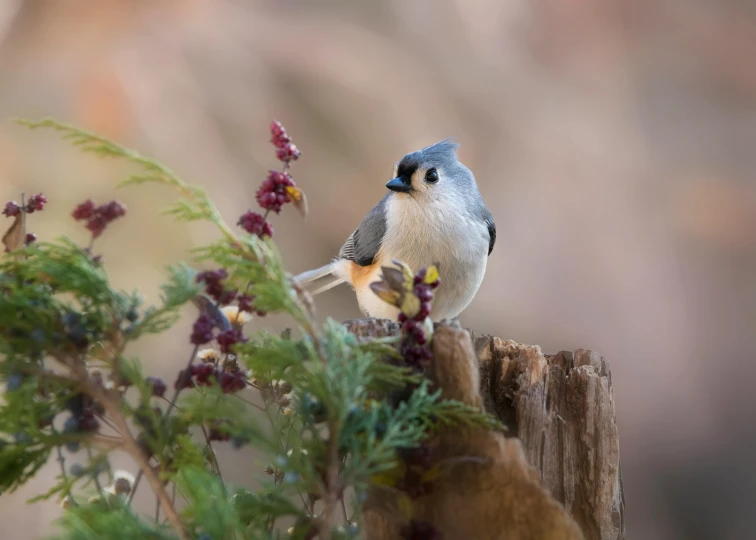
left=344, top=318, right=625, bottom=540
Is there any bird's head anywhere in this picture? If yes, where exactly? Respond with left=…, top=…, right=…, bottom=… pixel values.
left=385, top=139, right=477, bottom=204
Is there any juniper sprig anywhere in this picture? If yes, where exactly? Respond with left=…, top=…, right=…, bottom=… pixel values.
left=0, top=118, right=499, bottom=540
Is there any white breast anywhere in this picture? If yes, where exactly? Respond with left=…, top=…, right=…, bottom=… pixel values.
left=359, top=194, right=489, bottom=321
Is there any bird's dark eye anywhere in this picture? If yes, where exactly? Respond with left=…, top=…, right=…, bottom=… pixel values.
left=425, top=168, right=439, bottom=183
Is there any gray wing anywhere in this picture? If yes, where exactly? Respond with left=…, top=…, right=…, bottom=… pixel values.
left=482, top=207, right=496, bottom=256
left=339, top=194, right=389, bottom=266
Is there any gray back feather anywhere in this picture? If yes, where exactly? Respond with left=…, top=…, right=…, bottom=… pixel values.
left=339, top=194, right=389, bottom=266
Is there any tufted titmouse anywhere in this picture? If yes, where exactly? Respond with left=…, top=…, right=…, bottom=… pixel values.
left=294, top=139, right=495, bottom=321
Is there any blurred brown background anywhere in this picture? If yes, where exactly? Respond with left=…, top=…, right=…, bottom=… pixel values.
left=1, top=1, right=755, bottom=538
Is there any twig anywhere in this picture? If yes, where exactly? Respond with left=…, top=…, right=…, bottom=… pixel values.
left=261, top=400, right=309, bottom=533
left=162, top=482, right=178, bottom=526
left=165, top=345, right=199, bottom=416
left=83, top=373, right=186, bottom=539
left=128, top=470, right=143, bottom=505
left=320, top=420, right=341, bottom=538
left=86, top=446, right=104, bottom=495
left=199, top=424, right=226, bottom=491
left=160, top=396, right=182, bottom=411
left=55, top=443, right=78, bottom=507
left=94, top=412, right=122, bottom=435
left=232, top=393, right=266, bottom=411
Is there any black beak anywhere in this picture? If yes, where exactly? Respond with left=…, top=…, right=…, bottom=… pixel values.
left=386, top=177, right=413, bottom=193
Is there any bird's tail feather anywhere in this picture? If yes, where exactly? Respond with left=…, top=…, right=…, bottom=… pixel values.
left=311, top=278, right=345, bottom=296
left=293, top=263, right=335, bottom=285
left=294, top=261, right=348, bottom=296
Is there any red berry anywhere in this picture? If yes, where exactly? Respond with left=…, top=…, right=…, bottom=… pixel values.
left=72, top=200, right=95, bottom=221
left=199, top=363, right=215, bottom=378
left=145, top=376, right=167, bottom=398
left=402, top=320, right=417, bottom=334
left=398, top=312, right=408, bottom=323
left=415, top=303, right=431, bottom=321
left=190, top=314, right=215, bottom=345
left=270, top=120, right=286, bottom=137
left=26, top=193, right=48, bottom=213
left=238, top=211, right=274, bottom=237
left=2, top=201, right=21, bottom=217
left=255, top=171, right=295, bottom=213
left=415, top=286, right=433, bottom=303
left=25, top=233, right=37, bottom=245
left=217, top=328, right=247, bottom=354
left=196, top=269, right=237, bottom=304
left=85, top=214, right=108, bottom=238
left=237, top=294, right=254, bottom=313
left=98, top=200, right=126, bottom=221
left=174, top=369, right=192, bottom=390
left=276, top=143, right=300, bottom=162
left=270, top=121, right=295, bottom=149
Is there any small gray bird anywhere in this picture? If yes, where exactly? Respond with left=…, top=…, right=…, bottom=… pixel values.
left=294, top=139, right=495, bottom=321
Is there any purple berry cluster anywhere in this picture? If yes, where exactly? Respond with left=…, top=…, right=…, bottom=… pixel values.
left=2, top=193, right=48, bottom=250
left=190, top=314, right=216, bottom=345
left=2, top=193, right=48, bottom=217
left=237, top=211, right=274, bottom=238
left=237, top=120, right=305, bottom=239
left=270, top=120, right=301, bottom=164
left=71, top=199, right=127, bottom=238
left=173, top=362, right=246, bottom=394
left=256, top=170, right=295, bottom=215
left=237, top=293, right=265, bottom=316
left=195, top=267, right=266, bottom=317
left=196, top=269, right=237, bottom=306
left=145, top=376, right=167, bottom=398
left=398, top=267, right=440, bottom=369
left=217, top=327, right=248, bottom=354
left=62, top=390, right=105, bottom=452
left=189, top=313, right=247, bottom=354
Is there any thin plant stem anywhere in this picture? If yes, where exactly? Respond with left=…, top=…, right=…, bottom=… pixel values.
left=55, top=442, right=77, bottom=507
left=165, top=344, right=199, bottom=416
left=81, top=372, right=186, bottom=540
left=199, top=424, right=225, bottom=491
left=232, top=393, right=266, bottom=411
left=86, top=446, right=104, bottom=495
left=94, top=413, right=121, bottom=435
left=162, top=482, right=178, bottom=526
left=128, top=470, right=143, bottom=505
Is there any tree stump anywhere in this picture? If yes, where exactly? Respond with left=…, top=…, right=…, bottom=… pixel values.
left=344, top=318, right=625, bottom=540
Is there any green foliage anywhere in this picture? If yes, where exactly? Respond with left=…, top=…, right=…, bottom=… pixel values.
left=50, top=497, right=175, bottom=540
left=0, top=118, right=501, bottom=540
left=135, top=263, right=202, bottom=337
left=176, top=467, right=247, bottom=539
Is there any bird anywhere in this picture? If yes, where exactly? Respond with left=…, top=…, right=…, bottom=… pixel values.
left=294, top=139, right=495, bottom=322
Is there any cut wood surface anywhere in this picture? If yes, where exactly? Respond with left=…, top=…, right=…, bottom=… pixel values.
left=344, top=318, right=625, bottom=540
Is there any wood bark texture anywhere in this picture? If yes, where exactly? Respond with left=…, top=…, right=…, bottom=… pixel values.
left=344, top=318, right=625, bottom=540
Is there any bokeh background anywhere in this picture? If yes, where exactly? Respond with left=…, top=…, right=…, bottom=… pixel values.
left=1, top=1, right=755, bottom=538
